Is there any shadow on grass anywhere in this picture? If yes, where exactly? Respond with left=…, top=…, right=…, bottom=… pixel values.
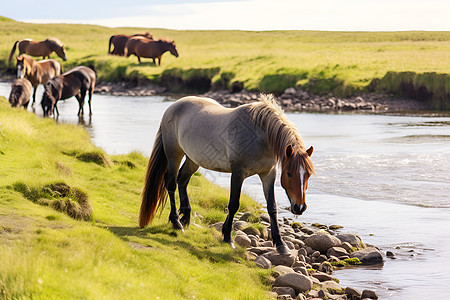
left=107, top=224, right=238, bottom=263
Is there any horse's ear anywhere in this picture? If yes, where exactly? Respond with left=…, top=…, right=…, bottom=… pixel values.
left=306, top=146, right=314, bottom=157
left=285, top=145, right=294, bottom=158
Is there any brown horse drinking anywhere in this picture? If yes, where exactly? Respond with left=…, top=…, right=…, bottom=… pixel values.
left=8, top=38, right=67, bottom=64
left=16, top=54, right=61, bottom=106
left=41, top=66, right=96, bottom=117
left=9, top=78, right=32, bottom=108
left=125, top=38, right=178, bottom=65
left=108, top=32, right=153, bottom=56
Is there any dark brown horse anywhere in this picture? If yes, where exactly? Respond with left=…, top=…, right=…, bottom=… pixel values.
left=41, top=66, right=96, bottom=117
left=16, top=54, right=61, bottom=106
left=9, top=78, right=32, bottom=108
left=8, top=38, right=67, bottom=64
left=125, top=38, right=179, bottom=65
left=108, top=33, right=153, bottom=56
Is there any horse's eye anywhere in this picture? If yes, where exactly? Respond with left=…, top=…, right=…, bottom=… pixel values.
left=287, top=172, right=292, bottom=178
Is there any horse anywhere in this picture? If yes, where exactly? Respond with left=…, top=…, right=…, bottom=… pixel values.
left=108, top=32, right=153, bottom=56
left=8, top=38, right=67, bottom=64
left=139, top=94, right=314, bottom=254
left=16, top=54, right=61, bottom=106
left=8, top=78, right=32, bottom=108
left=41, top=66, right=96, bottom=117
left=125, top=38, right=178, bottom=65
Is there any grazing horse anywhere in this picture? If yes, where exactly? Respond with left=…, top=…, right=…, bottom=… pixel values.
left=125, top=38, right=178, bottom=65
left=9, top=78, right=32, bottom=108
left=139, top=94, right=314, bottom=254
left=108, top=32, right=153, bottom=56
left=41, top=66, right=96, bottom=117
left=8, top=38, right=67, bottom=64
left=16, top=54, right=61, bottom=106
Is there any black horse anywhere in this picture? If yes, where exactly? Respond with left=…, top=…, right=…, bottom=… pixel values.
left=41, top=66, right=96, bottom=117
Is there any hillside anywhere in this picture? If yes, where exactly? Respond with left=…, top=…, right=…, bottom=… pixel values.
left=0, top=17, right=449, bottom=108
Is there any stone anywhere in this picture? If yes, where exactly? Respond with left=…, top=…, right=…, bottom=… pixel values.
left=336, top=233, right=364, bottom=248
left=305, top=232, right=342, bottom=253
left=232, top=220, right=248, bottom=231
left=318, top=262, right=333, bottom=274
left=248, top=247, right=274, bottom=255
left=316, top=254, right=328, bottom=263
left=273, top=265, right=295, bottom=277
left=276, top=295, right=293, bottom=300
left=345, top=286, right=362, bottom=299
left=284, top=87, right=297, bottom=95
left=327, top=246, right=349, bottom=258
left=239, top=212, right=253, bottom=221
left=243, top=226, right=260, bottom=236
left=263, top=250, right=296, bottom=267
left=235, top=234, right=252, bottom=248
left=210, top=222, right=223, bottom=231
left=273, top=273, right=313, bottom=294
left=254, top=255, right=272, bottom=269
left=311, top=271, right=334, bottom=282
left=350, top=247, right=384, bottom=265
left=260, top=213, right=270, bottom=223
left=361, top=289, right=378, bottom=299
left=260, top=241, right=273, bottom=247
left=319, top=280, right=345, bottom=295
left=341, top=242, right=354, bottom=253
left=293, top=266, right=308, bottom=276
left=244, top=251, right=258, bottom=261
left=249, top=236, right=260, bottom=247
left=386, top=251, right=396, bottom=259
left=272, top=287, right=296, bottom=298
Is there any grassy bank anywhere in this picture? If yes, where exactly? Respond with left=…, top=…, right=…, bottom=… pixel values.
left=0, top=17, right=449, bottom=108
left=0, top=97, right=271, bottom=299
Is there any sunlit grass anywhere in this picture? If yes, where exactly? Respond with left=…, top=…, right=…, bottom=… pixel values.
left=0, top=97, right=271, bottom=299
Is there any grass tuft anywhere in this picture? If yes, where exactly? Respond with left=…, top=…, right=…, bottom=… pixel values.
left=13, top=181, right=93, bottom=221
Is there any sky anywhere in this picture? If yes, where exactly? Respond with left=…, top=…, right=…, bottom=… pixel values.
left=1, top=0, right=449, bottom=31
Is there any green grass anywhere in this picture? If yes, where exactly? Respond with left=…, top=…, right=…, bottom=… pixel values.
left=0, top=97, right=272, bottom=299
left=0, top=18, right=449, bottom=105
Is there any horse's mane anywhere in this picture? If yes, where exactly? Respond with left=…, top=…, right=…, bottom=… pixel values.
left=248, top=94, right=315, bottom=174
left=158, top=39, right=175, bottom=45
left=45, top=38, right=64, bottom=47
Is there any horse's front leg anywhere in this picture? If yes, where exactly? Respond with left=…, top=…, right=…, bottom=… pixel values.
left=222, top=170, right=245, bottom=248
left=75, top=92, right=86, bottom=116
left=259, top=169, right=289, bottom=255
left=31, top=87, right=37, bottom=106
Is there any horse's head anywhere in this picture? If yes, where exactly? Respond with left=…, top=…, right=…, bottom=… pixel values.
left=168, top=41, right=179, bottom=58
left=42, top=81, right=59, bottom=117
left=58, top=45, right=68, bottom=61
left=15, top=55, right=27, bottom=78
left=280, top=145, right=314, bottom=215
left=47, top=38, right=67, bottom=61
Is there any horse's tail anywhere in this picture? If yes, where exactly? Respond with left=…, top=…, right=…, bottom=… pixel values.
left=139, top=127, right=168, bottom=228
left=108, top=36, right=114, bottom=54
left=8, top=41, right=19, bottom=64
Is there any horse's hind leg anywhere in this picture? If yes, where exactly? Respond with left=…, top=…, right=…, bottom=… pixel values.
left=164, top=146, right=184, bottom=231
left=177, top=157, right=199, bottom=227
left=222, top=170, right=245, bottom=248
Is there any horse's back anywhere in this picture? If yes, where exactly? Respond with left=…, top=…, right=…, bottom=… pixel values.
left=161, top=97, right=270, bottom=173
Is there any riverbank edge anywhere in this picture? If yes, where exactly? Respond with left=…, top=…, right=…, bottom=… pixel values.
left=93, top=80, right=438, bottom=114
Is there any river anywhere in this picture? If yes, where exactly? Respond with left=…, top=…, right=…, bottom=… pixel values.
left=1, top=82, right=449, bottom=299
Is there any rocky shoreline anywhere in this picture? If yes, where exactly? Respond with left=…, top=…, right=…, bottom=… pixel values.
left=213, top=212, right=388, bottom=300
left=94, top=81, right=432, bottom=113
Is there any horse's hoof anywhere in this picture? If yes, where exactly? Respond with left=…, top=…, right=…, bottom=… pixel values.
left=171, top=220, right=184, bottom=232
left=276, top=244, right=290, bottom=255
left=180, top=215, right=191, bottom=227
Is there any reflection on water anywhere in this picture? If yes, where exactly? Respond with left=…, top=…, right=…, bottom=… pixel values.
left=2, top=81, right=450, bottom=299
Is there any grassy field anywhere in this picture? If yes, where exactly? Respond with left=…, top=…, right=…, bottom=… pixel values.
left=0, top=96, right=272, bottom=299
left=0, top=17, right=449, bottom=106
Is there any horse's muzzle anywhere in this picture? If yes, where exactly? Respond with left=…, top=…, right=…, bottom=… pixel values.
left=292, top=203, right=306, bottom=215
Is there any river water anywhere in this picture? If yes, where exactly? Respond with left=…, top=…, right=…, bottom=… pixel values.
left=1, top=82, right=449, bottom=299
